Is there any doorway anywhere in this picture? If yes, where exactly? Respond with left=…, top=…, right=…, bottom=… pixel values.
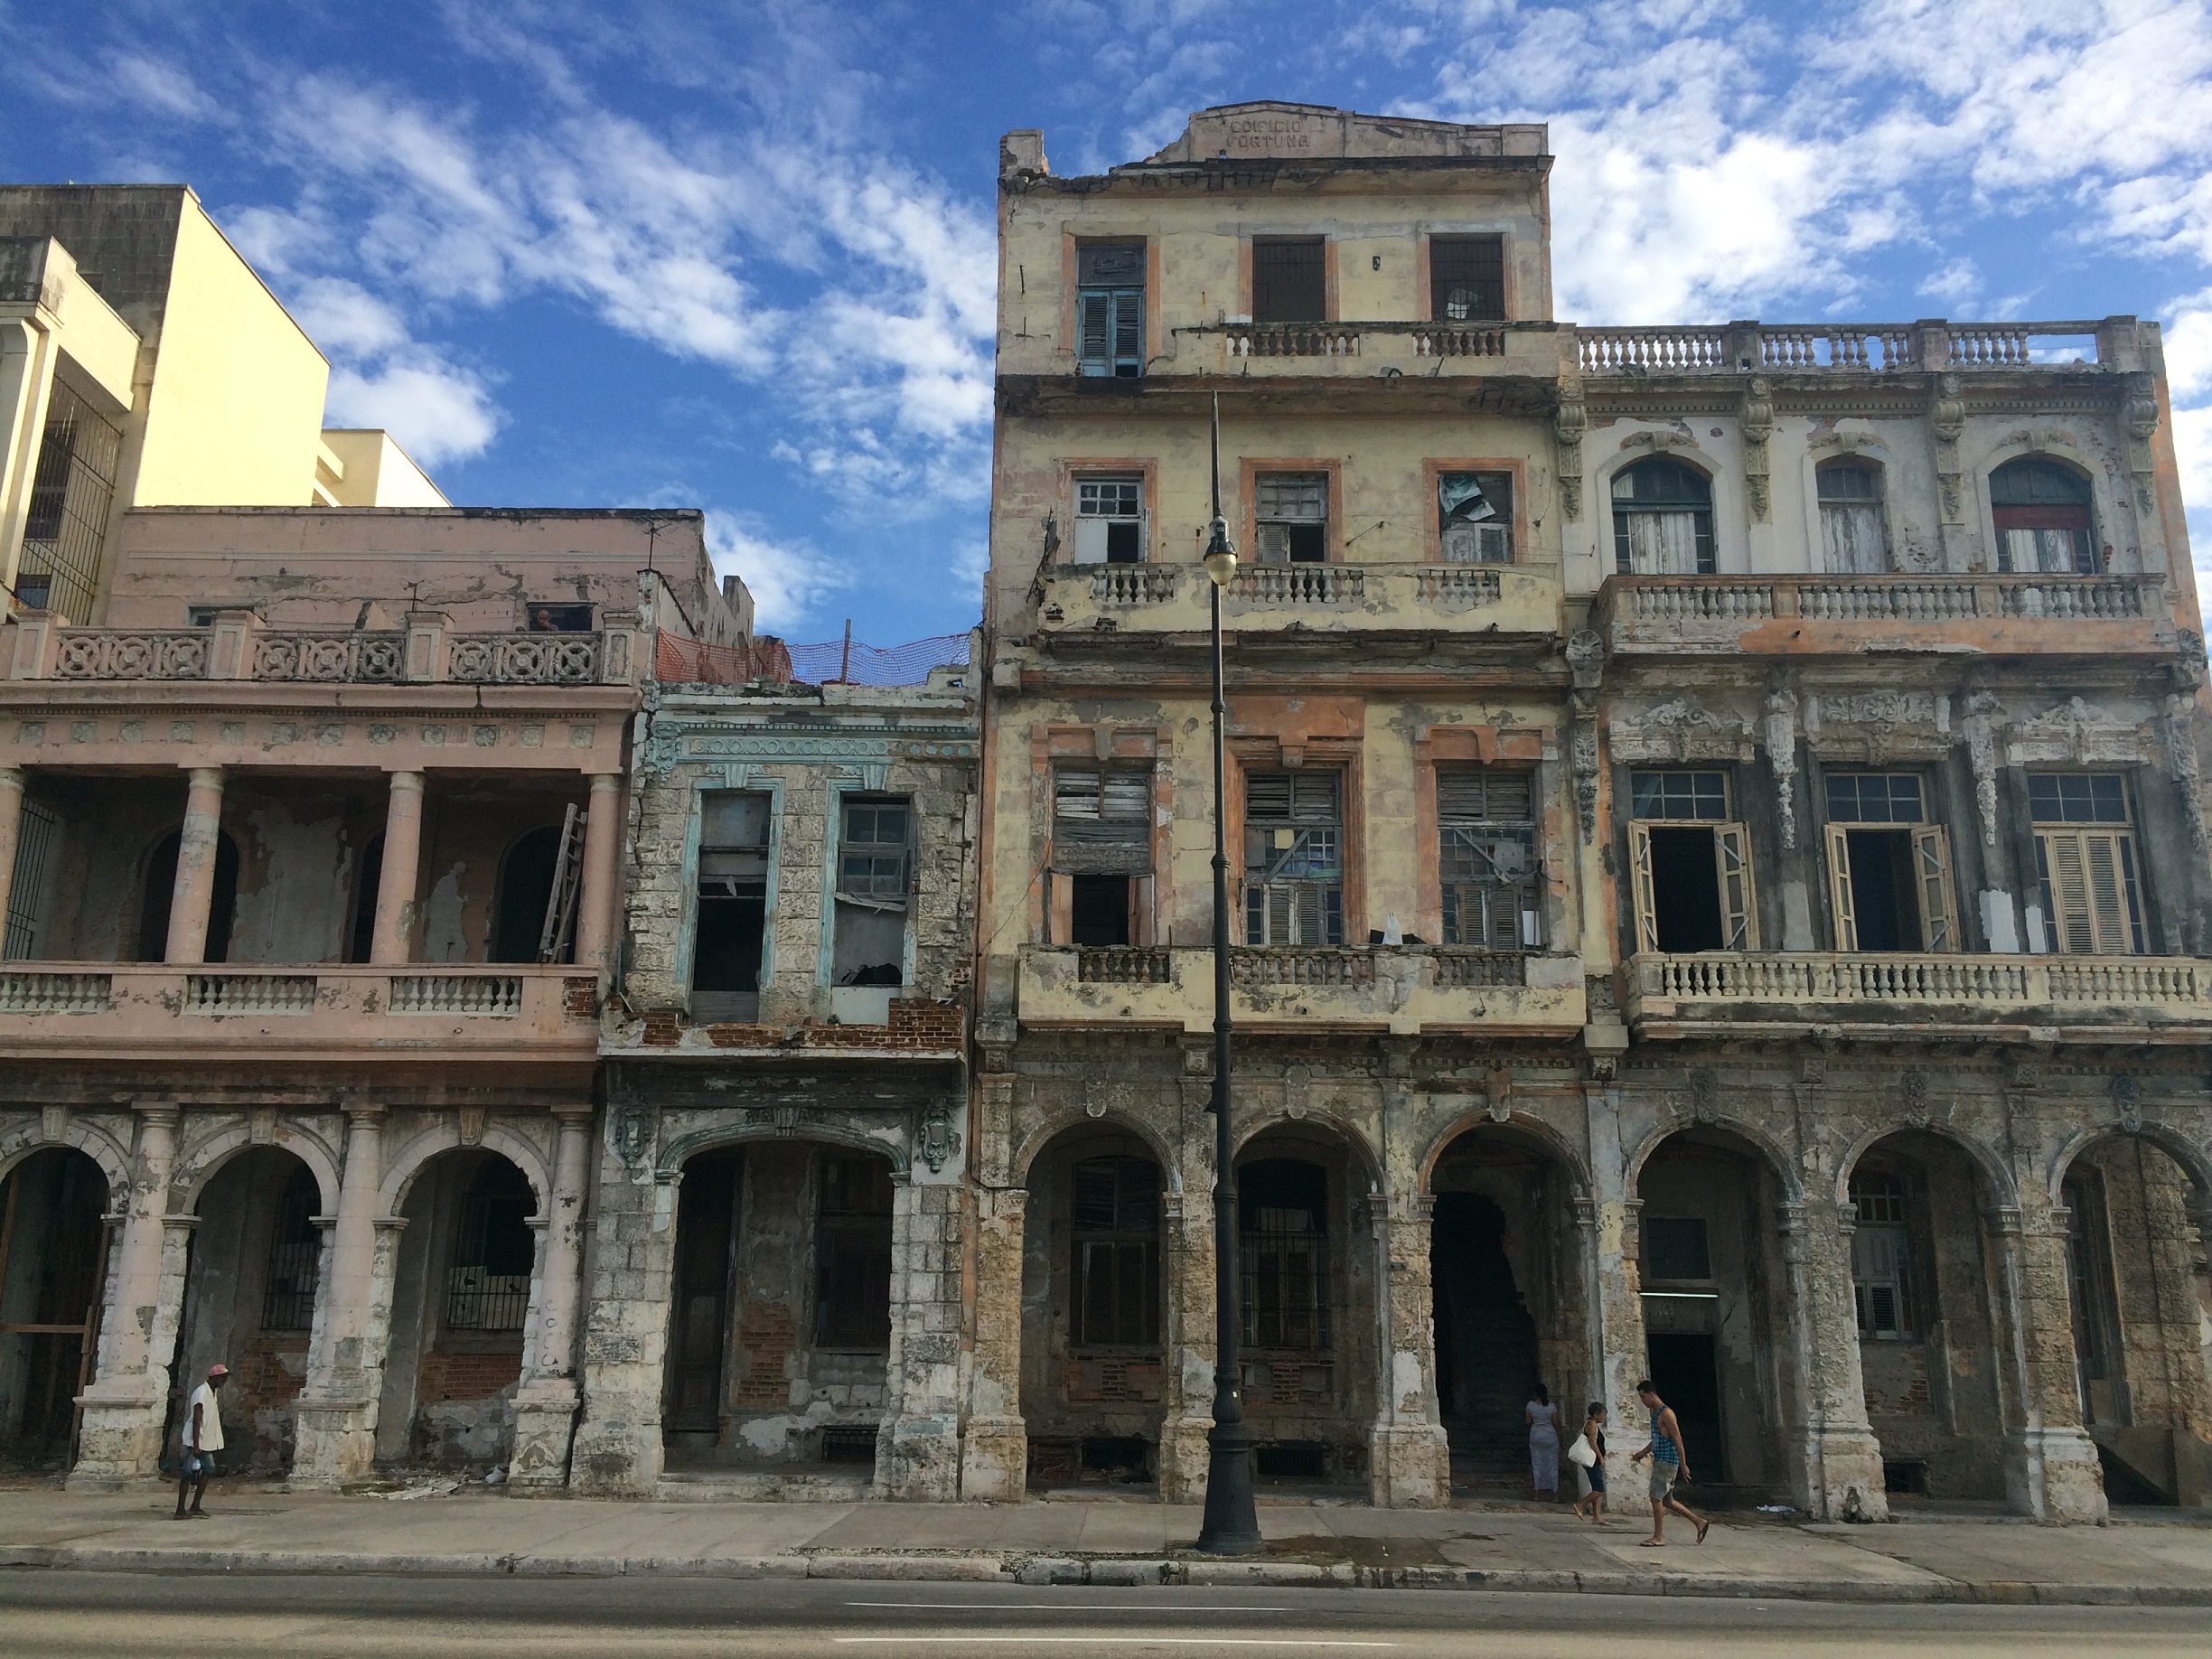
left=1646, top=1332, right=1725, bottom=1480
left=1430, top=1190, right=1540, bottom=1484
left=1645, top=827, right=1724, bottom=951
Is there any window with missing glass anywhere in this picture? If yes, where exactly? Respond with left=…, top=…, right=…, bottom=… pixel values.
left=1073, top=475, right=1146, bottom=564
left=1429, top=234, right=1504, bottom=322
left=1255, top=472, right=1328, bottom=564
left=1437, top=766, right=1541, bottom=950
left=1823, top=771, right=1955, bottom=952
left=18, top=380, right=122, bottom=624
left=1644, top=1216, right=1711, bottom=1282
left=1612, top=458, right=1716, bottom=576
left=258, top=1164, right=323, bottom=1333
left=1817, top=459, right=1890, bottom=574
left=1076, top=242, right=1145, bottom=378
left=1849, top=1170, right=1916, bottom=1340
left=814, top=1155, right=894, bottom=1350
left=1243, top=770, right=1344, bottom=946
left=1054, top=766, right=1153, bottom=947
left=1626, top=771, right=1755, bottom=954
left=444, top=1160, right=535, bottom=1333
left=1070, top=1157, right=1160, bottom=1348
left=1629, top=770, right=1729, bottom=821
left=1438, top=472, right=1512, bottom=563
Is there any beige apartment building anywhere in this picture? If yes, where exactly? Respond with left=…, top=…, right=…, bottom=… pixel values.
left=973, top=103, right=2212, bottom=1521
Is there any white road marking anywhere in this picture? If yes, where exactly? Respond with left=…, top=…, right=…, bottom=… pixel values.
left=843, top=1602, right=1295, bottom=1612
left=833, top=1640, right=1394, bottom=1649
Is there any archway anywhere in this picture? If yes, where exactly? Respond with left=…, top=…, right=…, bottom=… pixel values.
left=136, top=827, right=240, bottom=962
left=1020, top=1122, right=1167, bottom=1491
left=1635, top=1126, right=1792, bottom=1495
left=661, top=1139, right=895, bottom=1481
left=492, top=825, right=572, bottom=964
left=376, top=1148, right=538, bottom=1470
left=167, top=1148, right=324, bottom=1475
left=0, top=1148, right=109, bottom=1470
left=1429, top=1122, right=1584, bottom=1494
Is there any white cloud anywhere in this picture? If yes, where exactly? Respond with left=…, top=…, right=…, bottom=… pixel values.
left=110, top=53, right=216, bottom=121
left=325, top=358, right=501, bottom=467
left=704, top=513, right=850, bottom=633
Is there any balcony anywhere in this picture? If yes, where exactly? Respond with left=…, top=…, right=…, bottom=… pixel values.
left=1037, top=561, right=1558, bottom=639
left=1595, top=573, right=2178, bottom=661
left=1624, top=951, right=2212, bottom=1043
left=1169, top=320, right=1570, bottom=382
left=1576, top=319, right=2122, bottom=376
left=0, top=963, right=599, bottom=1062
left=1017, top=944, right=1585, bottom=1035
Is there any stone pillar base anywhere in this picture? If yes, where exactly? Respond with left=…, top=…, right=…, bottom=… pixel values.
left=70, top=1385, right=167, bottom=1486
left=1795, top=1426, right=1889, bottom=1523
left=289, top=1391, right=380, bottom=1488
left=957, top=1414, right=1027, bottom=1501
left=876, top=1414, right=961, bottom=1501
left=566, top=1406, right=662, bottom=1495
left=2009, top=1426, right=2108, bottom=1523
left=508, top=1381, right=581, bottom=1490
left=1158, top=1413, right=1213, bottom=1504
left=1369, top=1420, right=1451, bottom=1508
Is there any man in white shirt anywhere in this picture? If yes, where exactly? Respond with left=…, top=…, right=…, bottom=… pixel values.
left=173, top=1363, right=229, bottom=1520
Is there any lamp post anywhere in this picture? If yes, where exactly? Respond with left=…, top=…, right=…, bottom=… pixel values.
left=1195, top=390, right=1262, bottom=1555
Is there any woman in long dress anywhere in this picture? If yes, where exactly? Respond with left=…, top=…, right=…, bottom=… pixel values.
left=1525, top=1382, right=1561, bottom=1498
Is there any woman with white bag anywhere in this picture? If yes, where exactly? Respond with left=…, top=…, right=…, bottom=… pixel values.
left=1570, top=1401, right=1609, bottom=1525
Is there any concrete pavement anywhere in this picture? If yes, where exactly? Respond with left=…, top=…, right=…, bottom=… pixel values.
left=0, top=1485, right=2207, bottom=1606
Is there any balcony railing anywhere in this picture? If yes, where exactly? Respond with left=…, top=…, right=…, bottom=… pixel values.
left=1040, top=561, right=1555, bottom=636
left=1578, top=320, right=2110, bottom=375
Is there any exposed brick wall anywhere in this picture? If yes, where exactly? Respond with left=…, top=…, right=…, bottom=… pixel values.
left=686, top=998, right=966, bottom=1052
left=733, top=1300, right=796, bottom=1408
left=1064, top=1355, right=1164, bottom=1402
left=417, top=1348, right=524, bottom=1404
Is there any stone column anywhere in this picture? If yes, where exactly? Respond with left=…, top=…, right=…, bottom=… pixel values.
left=1157, top=1070, right=1217, bottom=1502
left=574, top=773, right=623, bottom=978
left=164, top=766, right=226, bottom=964
left=292, top=1105, right=390, bottom=1486
left=568, top=1114, right=679, bottom=1497
left=70, top=1101, right=183, bottom=1484
left=0, top=764, right=25, bottom=936
left=959, top=1184, right=1028, bottom=1500
left=510, top=1107, right=594, bottom=1487
left=1988, top=1198, right=2107, bottom=1522
left=1369, top=1190, right=1450, bottom=1506
left=877, top=1170, right=964, bottom=1500
left=368, top=771, right=426, bottom=966
left=1583, top=1082, right=1649, bottom=1500
left=1779, top=1200, right=1889, bottom=1521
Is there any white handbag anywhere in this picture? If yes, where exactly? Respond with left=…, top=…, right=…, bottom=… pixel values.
left=1566, top=1435, right=1597, bottom=1468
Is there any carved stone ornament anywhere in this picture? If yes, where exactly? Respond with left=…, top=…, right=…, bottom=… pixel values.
left=1686, top=1067, right=1719, bottom=1123
left=1564, top=628, right=1607, bottom=696
left=1963, top=690, right=2000, bottom=848
left=1804, top=691, right=1947, bottom=764
left=2124, top=373, right=2160, bottom=515
left=41, top=1102, right=69, bottom=1145
left=612, top=1104, right=653, bottom=1170
left=916, top=1100, right=962, bottom=1174
left=1761, top=678, right=1799, bottom=848
left=2162, top=694, right=2210, bottom=851
left=248, top=1105, right=278, bottom=1147
left=1484, top=1063, right=1513, bottom=1125
left=1608, top=696, right=1753, bottom=763
left=1929, top=373, right=1965, bottom=520
left=2009, top=696, right=2148, bottom=766
left=1571, top=719, right=1599, bottom=840
left=1900, top=1067, right=1929, bottom=1128
left=456, top=1105, right=487, bottom=1148
left=2112, top=1073, right=2143, bottom=1136
left=746, top=1103, right=805, bottom=1136
left=1553, top=382, right=1587, bottom=521
left=1741, top=377, right=1775, bottom=522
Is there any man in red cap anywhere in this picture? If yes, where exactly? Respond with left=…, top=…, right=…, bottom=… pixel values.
left=173, top=1363, right=229, bottom=1520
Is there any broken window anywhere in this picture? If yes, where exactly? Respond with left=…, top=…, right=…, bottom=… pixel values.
left=17, top=379, right=121, bottom=624
left=1429, top=234, right=1505, bottom=322
left=259, top=1163, right=323, bottom=1333
left=2029, top=773, right=2145, bottom=956
left=693, top=791, right=772, bottom=1019
left=814, top=1155, right=894, bottom=1350
left=1818, top=459, right=1890, bottom=575
left=1254, top=472, right=1328, bottom=565
left=527, top=603, right=595, bottom=633
left=1252, top=237, right=1326, bottom=323
left=1823, top=771, right=1956, bottom=952
left=1073, top=475, right=1146, bottom=564
left=1438, top=766, right=1541, bottom=950
left=1242, top=771, right=1344, bottom=947
left=1644, top=1215, right=1712, bottom=1282
left=1626, top=770, right=1755, bottom=954
left=1070, top=1157, right=1160, bottom=1347
left=832, top=796, right=911, bottom=987
left=1612, top=458, right=1716, bottom=576
left=1849, top=1170, right=1915, bottom=1340
left=1240, top=1159, right=1330, bottom=1351
left=1076, top=242, right=1145, bottom=378
left=1054, top=767, right=1152, bottom=947
left=1992, top=457, right=2097, bottom=574
left=3, top=797, right=59, bottom=960
left=1438, top=471, right=1512, bottom=564
left=444, top=1160, right=534, bottom=1333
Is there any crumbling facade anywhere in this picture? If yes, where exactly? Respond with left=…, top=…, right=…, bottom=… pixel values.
left=973, top=103, right=2212, bottom=1521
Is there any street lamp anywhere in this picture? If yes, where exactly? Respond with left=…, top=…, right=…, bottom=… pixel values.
left=1195, top=390, right=1261, bottom=1556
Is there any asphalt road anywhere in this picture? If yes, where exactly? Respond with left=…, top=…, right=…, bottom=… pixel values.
left=1, top=1570, right=2205, bottom=1656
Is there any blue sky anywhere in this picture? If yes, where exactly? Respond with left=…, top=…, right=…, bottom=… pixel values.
left=7, top=0, right=2212, bottom=643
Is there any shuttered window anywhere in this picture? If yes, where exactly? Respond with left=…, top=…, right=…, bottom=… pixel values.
left=1437, top=766, right=1541, bottom=949
left=2030, top=773, right=2144, bottom=955
left=1818, top=460, right=1890, bottom=574
left=1053, top=767, right=1152, bottom=874
left=1243, top=771, right=1344, bottom=946
left=1612, top=459, right=1716, bottom=576
left=1076, top=243, right=1145, bottom=378
left=1992, top=457, right=2096, bottom=574
left=1255, top=472, right=1328, bottom=565
left=1071, top=1157, right=1160, bottom=1347
left=1850, top=1172, right=1915, bottom=1340
left=1822, top=772, right=1956, bottom=952
left=1439, top=472, right=1512, bottom=563
left=1252, top=238, right=1326, bottom=323
left=1429, top=235, right=1504, bottom=322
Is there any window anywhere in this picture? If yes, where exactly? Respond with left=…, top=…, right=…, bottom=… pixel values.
left=1429, top=234, right=1504, bottom=322
left=2030, top=773, right=2145, bottom=955
left=527, top=603, right=595, bottom=633
left=1073, top=475, right=1146, bottom=564
left=1054, top=767, right=1152, bottom=947
left=814, top=1155, right=894, bottom=1350
left=2062, top=1172, right=2120, bottom=1407
left=1992, top=457, right=2096, bottom=574
left=833, top=796, right=911, bottom=986
left=1071, top=1157, right=1160, bottom=1347
left=4, top=797, right=59, bottom=960
left=1438, top=472, right=1512, bottom=564
left=1438, top=767, right=1541, bottom=949
left=1243, top=771, right=1344, bottom=946
left=259, top=1164, right=323, bottom=1334
left=1251, top=237, right=1326, bottom=323
left=1612, top=459, right=1716, bottom=576
left=1076, top=242, right=1145, bottom=378
left=1818, top=460, right=1889, bottom=574
left=1626, top=770, right=1755, bottom=954
left=694, top=791, right=771, bottom=1017
left=17, top=380, right=122, bottom=625
left=445, top=1160, right=534, bottom=1333
left=1644, top=1216, right=1711, bottom=1282
left=1255, top=472, right=1328, bottom=564
left=1850, top=1171, right=1914, bottom=1340
left=1241, top=1160, right=1330, bottom=1351
left=1823, top=771, right=1955, bottom=952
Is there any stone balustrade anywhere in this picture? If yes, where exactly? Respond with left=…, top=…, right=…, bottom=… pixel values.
left=1041, top=560, right=1555, bottom=637
left=1579, top=319, right=2109, bottom=375
left=1233, top=565, right=1364, bottom=605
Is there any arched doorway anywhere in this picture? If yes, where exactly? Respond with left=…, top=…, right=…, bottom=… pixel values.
left=168, top=1148, right=324, bottom=1475
left=0, top=1148, right=109, bottom=1471
left=377, top=1149, right=538, bottom=1470
left=661, top=1140, right=895, bottom=1480
left=2056, top=1134, right=2212, bottom=1507
left=492, top=825, right=573, bottom=964
left=1429, top=1122, right=1583, bottom=1493
left=1021, top=1124, right=1167, bottom=1491
left=1635, top=1127, right=1791, bottom=1495
left=136, top=827, right=240, bottom=961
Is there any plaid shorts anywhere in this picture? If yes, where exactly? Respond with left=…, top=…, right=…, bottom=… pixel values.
left=1648, top=1458, right=1679, bottom=1501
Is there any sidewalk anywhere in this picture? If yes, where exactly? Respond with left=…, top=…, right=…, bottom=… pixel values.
left=1, top=1485, right=2207, bottom=1606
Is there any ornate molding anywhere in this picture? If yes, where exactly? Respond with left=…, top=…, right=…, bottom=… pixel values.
left=1554, top=381, right=1587, bottom=521
left=1760, top=676, right=1799, bottom=848
left=1929, top=372, right=1965, bottom=521
left=2162, top=693, right=2209, bottom=852
left=2123, top=372, right=2160, bottom=515
left=915, top=1100, right=962, bottom=1174
left=1607, top=695, right=1755, bottom=763
left=1804, top=690, right=1949, bottom=764
left=1963, top=689, right=2000, bottom=848
left=1741, top=377, right=1775, bottom=521
left=2007, top=696, right=2151, bottom=765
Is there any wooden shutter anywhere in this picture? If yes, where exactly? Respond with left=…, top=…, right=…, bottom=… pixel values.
left=1070, top=517, right=1110, bottom=564
left=1825, top=824, right=1859, bottom=952
left=1912, top=825, right=1957, bottom=951
left=1715, top=822, right=1757, bottom=951
left=1628, top=822, right=1660, bottom=954
left=2038, top=829, right=2137, bottom=955
left=1111, top=292, right=1142, bottom=370
left=1129, top=874, right=1156, bottom=947
left=1077, top=292, right=1111, bottom=367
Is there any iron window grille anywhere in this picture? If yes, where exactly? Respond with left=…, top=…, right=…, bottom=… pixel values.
left=1076, top=243, right=1145, bottom=378
left=1438, top=767, right=1541, bottom=950
left=1251, top=237, right=1326, bottom=323
left=1070, top=1157, right=1161, bottom=1347
left=17, top=380, right=122, bottom=624
left=3, top=797, right=58, bottom=960
left=444, top=1167, right=534, bottom=1332
left=1241, top=1161, right=1331, bottom=1352
left=1612, top=458, right=1716, bottom=576
left=1429, top=234, right=1505, bottom=322
left=1243, top=771, right=1344, bottom=946
left=259, top=1166, right=323, bottom=1333
left=814, top=1155, right=894, bottom=1350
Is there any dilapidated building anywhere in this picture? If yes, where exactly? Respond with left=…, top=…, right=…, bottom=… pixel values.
left=973, top=102, right=2212, bottom=1521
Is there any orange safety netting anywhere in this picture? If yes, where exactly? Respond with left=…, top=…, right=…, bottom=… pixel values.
left=653, top=629, right=969, bottom=689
